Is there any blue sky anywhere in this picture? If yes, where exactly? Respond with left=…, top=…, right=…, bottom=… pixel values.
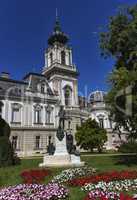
left=0, top=0, right=136, bottom=95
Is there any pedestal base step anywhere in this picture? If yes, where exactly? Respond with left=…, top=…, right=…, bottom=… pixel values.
left=39, top=154, right=85, bottom=167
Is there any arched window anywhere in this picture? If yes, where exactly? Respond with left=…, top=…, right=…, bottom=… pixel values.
left=50, top=52, right=53, bottom=65
left=64, top=85, right=72, bottom=106
left=34, top=104, right=42, bottom=124
left=99, top=118, right=104, bottom=128
left=61, top=51, right=66, bottom=65
left=9, top=86, right=21, bottom=96
left=45, top=105, right=53, bottom=124
left=98, top=114, right=104, bottom=128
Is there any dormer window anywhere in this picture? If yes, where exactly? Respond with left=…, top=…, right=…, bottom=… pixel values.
left=37, top=81, right=48, bottom=94
left=41, top=83, right=45, bottom=94
left=61, top=51, right=66, bottom=65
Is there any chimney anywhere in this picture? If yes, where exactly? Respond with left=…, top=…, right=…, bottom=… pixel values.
left=1, top=72, right=10, bottom=79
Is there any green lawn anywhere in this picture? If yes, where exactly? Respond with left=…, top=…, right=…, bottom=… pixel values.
left=0, top=155, right=137, bottom=200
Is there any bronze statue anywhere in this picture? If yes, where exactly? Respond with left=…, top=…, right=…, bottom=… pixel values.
left=56, top=106, right=66, bottom=141
left=47, top=143, right=55, bottom=155
left=66, top=131, right=80, bottom=156
left=58, top=105, right=65, bottom=129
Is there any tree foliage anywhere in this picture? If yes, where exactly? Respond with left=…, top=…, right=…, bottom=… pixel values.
left=100, top=4, right=137, bottom=139
left=75, top=119, right=107, bottom=153
left=100, top=5, right=137, bottom=70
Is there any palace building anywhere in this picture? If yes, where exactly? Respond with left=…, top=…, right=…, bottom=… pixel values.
left=0, top=18, right=124, bottom=157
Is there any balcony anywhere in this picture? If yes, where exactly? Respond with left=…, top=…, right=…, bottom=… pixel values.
left=10, top=122, right=21, bottom=127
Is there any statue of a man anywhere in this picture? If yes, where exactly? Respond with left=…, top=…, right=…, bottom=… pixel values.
left=58, top=106, right=65, bottom=129
left=56, top=106, right=66, bottom=141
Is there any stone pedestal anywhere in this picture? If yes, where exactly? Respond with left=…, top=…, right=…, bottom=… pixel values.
left=39, top=134, right=84, bottom=167
left=54, top=134, right=68, bottom=156
left=39, top=154, right=84, bottom=167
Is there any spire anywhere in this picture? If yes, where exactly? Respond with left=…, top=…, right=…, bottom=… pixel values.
left=54, top=8, right=61, bottom=32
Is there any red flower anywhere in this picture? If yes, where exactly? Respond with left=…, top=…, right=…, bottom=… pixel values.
left=20, top=169, right=50, bottom=184
left=69, top=170, right=137, bottom=187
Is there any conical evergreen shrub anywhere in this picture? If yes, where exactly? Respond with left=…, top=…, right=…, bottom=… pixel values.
left=0, top=116, right=20, bottom=167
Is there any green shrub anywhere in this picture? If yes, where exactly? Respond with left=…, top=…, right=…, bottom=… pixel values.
left=118, top=141, right=137, bottom=153
left=0, top=116, right=20, bottom=167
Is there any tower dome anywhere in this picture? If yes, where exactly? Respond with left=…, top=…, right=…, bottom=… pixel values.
left=48, top=17, right=69, bottom=46
left=90, top=90, right=105, bottom=103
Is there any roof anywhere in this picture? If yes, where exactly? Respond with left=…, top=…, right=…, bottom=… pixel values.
left=23, top=72, right=46, bottom=80
left=0, top=77, right=27, bottom=85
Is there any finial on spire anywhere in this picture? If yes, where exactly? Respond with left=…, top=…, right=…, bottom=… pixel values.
left=56, top=8, right=58, bottom=20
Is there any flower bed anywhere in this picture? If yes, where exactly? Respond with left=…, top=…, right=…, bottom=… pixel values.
left=69, top=171, right=137, bottom=187
left=84, top=191, right=135, bottom=200
left=20, top=169, right=50, bottom=184
left=0, top=183, right=69, bottom=200
left=82, top=179, right=137, bottom=192
left=51, top=167, right=96, bottom=184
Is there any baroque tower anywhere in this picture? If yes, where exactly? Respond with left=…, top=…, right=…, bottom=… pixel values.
left=42, top=17, right=79, bottom=108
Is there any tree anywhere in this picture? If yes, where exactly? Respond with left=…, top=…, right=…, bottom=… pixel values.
left=100, top=5, right=137, bottom=71
left=75, top=119, right=107, bottom=153
left=100, top=4, right=137, bottom=139
left=0, top=116, right=20, bottom=167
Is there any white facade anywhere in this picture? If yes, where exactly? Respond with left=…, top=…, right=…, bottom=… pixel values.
left=88, top=91, right=127, bottom=149
left=0, top=19, right=125, bottom=157
left=0, top=19, right=87, bottom=157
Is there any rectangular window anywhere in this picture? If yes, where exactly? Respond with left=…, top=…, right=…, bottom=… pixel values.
left=35, top=136, right=40, bottom=149
left=12, top=108, right=21, bottom=123
left=61, top=51, right=66, bottom=65
left=48, top=136, right=52, bottom=145
left=46, top=110, right=51, bottom=124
